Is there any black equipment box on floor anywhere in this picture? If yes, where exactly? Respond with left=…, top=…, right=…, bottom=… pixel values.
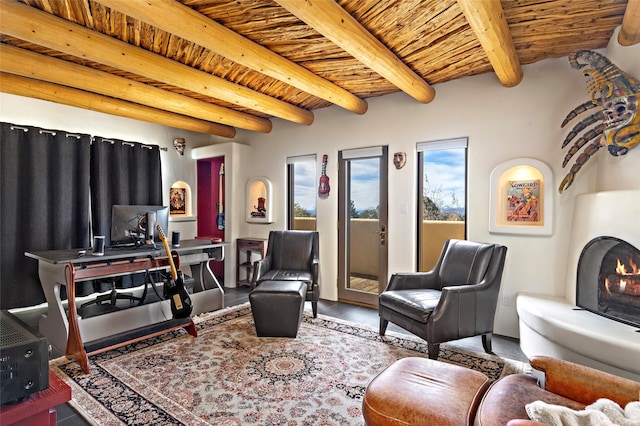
left=0, top=310, right=49, bottom=404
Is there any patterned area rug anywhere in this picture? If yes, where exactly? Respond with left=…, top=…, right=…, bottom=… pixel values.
left=51, top=303, right=528, bottom=425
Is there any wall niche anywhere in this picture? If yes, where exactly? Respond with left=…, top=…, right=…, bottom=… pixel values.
left=246, top=177, right=273, bottom=224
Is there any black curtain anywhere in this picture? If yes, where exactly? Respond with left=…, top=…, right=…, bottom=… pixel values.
left=1, top=123, right=91, bottom=309
left=90, top=137, right=162, bottom=291
left=90, top=137, right=163, bottom=246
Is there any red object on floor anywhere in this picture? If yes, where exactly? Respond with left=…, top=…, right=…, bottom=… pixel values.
left=0, top=370, right=72, bottom=426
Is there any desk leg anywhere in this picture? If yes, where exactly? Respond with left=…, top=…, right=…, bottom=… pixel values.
left=191, top=251, right=224, bottom=293
left=185, top=320, right=198, bottom=337
left=64, top=265, right=90, bottom=374
left=37, top=263, right=70, bottom=358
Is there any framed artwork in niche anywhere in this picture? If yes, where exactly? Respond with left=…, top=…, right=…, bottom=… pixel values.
left=489, top=158, right=553, bottom=235
left=170, top=187, right=186, bottom=215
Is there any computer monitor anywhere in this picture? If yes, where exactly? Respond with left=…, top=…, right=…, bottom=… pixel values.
left=110, top=205, right=169, bottom=247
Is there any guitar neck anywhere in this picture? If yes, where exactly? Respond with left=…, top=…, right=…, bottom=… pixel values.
left=219, top=165, right=224, bottom=212
left=162, top=238, right=178, bottom=280
left=156, top=225, right=178, bottom=280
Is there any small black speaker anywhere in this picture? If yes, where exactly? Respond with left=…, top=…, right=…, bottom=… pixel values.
left=171, top=231, right=180, bottom=247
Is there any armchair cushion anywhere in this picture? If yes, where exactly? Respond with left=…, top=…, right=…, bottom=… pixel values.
left=377, top=289, right=441, bottom=323
left=255, top=269, right=314, bottom=284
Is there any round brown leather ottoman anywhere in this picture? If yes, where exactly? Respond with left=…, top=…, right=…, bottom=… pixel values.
left=363, top=357, right=491, bottom=426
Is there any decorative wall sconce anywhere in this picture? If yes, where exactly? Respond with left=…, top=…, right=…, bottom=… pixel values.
left=173, top=138, right=186, bottom=156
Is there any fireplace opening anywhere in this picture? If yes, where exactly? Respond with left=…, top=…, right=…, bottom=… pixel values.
left=576, top=237, right=640, bottom=328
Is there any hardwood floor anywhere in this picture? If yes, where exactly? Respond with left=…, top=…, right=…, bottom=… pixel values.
left=54, top=286, right=528, bottom=425
left=349, top=275, right=378, bottom=293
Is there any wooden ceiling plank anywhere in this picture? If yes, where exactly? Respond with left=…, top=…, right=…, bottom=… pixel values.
left=0, top=72, right=235, bottom=137
left=0, top=0, right=313, bottom=126
left=92, top=0, right=368, bottom=114
left=0, top=44, right=272, bottom=133
left=456, top=0, right=523, bottom=88
left=276, top=0, right=435, bottom=103
left=618, top=0, right=640, bottom=46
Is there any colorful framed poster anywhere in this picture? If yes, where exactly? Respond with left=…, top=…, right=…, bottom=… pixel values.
left=489, top=158, right=553, bottom=235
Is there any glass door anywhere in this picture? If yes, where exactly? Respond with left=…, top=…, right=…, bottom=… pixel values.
left=338, top=146, right=388, bottom=306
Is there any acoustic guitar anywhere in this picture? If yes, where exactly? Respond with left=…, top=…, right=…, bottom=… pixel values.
left=156, top=224, right=193, bottom=319
left=318, top=154, right=330, bottom=198
left=217, top=163, right=225, bottom=231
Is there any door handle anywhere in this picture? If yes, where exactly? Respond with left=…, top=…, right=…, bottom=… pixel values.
left=379, top=225, right=386, bottom=246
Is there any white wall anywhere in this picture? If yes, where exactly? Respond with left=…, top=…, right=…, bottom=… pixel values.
left=231, top=28, right=640, bottom=337
left=2, top=28, right=638, bottom=338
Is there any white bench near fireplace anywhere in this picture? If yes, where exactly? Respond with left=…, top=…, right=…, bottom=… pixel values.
left=516, top=190, right=640, bottom=382
left=517, top=293, right=640, bottom=381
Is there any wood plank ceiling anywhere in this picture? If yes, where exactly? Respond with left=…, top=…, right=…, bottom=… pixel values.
left=1, top=0, right=639, bottom=138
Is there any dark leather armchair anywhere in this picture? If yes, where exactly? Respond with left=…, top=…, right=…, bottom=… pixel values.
left=252, top=230, right=320, bottom=317
left=379, top=239, right=507, bottom=360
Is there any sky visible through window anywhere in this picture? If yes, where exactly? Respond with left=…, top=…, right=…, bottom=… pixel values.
left=424, top=149, right=466, bottom=211
left=294, top=149, right=465, bottom=215
left=294, top=160, right=317, bottom=214
left=350, top=158, right=379, bottom=212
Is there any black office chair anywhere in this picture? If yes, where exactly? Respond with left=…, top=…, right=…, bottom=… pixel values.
left=80, top=276, right=144, bottom=312
left=379, top=239, right=507, bottom=360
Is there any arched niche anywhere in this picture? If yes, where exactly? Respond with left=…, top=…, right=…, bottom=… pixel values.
left=489, top=158, right=553, bottom=235
left=246, top=177, right=273, bottom=223
left=169, top=180, right=193, bottom=217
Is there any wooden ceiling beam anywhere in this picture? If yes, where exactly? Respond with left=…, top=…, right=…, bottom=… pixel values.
left=618, top=0, right=640, bottom=46
left=93, top=0, right=368, bottom=115
left=456, top=0, right=523, bottom=88
left=0, top=44, right=271, bottom=133
left=276, top=0, right=435, bottom=103
left=0, top=73, right=236, bottom=137
left=0, top=0, right=312, bottom=126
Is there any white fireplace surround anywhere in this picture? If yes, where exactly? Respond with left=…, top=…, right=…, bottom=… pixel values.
left=517, top=190, right=640, bottom=381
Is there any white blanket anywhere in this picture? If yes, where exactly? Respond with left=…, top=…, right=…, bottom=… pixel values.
left=526, top=398, right=640, bottom=426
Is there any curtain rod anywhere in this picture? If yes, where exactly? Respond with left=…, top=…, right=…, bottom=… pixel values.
left=7, top=123, right=167, bottom=150
left=93, top=138, right=167, bottom=151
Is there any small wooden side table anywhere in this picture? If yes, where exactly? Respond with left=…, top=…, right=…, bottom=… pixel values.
left=236, top=237, right=268, bottom=287
left=0, top=370, right=72, bottom=426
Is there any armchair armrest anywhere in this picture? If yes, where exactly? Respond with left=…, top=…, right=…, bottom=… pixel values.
left=384, top=271, right=440, bottom=291
left=252, top=256, right=272, bottom=285
left=426, top=279, right=501, bottom=341
left=530, top=356, right=640, bottom=406
left=311, top=258, right=319, bottom=284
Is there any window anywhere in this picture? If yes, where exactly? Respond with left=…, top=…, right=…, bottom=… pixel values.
left=287, top=155, right=317, bottom=230
left=417, top=138, right=468, bottom=271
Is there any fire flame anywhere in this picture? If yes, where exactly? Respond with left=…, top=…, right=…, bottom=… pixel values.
left=605, top=256, right=639, bottom=294
left=616, top=257, right=639, bottom=275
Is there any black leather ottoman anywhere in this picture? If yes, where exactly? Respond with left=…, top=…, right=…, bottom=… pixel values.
left=249, top=280, right=306, bottom=337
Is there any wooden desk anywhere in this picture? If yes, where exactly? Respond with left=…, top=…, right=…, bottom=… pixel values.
left=0, top=371, right=71, bottom=426
left=25, top=240, right=228, bottom=372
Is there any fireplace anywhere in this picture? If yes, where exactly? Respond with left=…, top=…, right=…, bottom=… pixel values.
left=517, top=189, right=640, bottom=381
left=576, top=237, right=640, bottom=328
